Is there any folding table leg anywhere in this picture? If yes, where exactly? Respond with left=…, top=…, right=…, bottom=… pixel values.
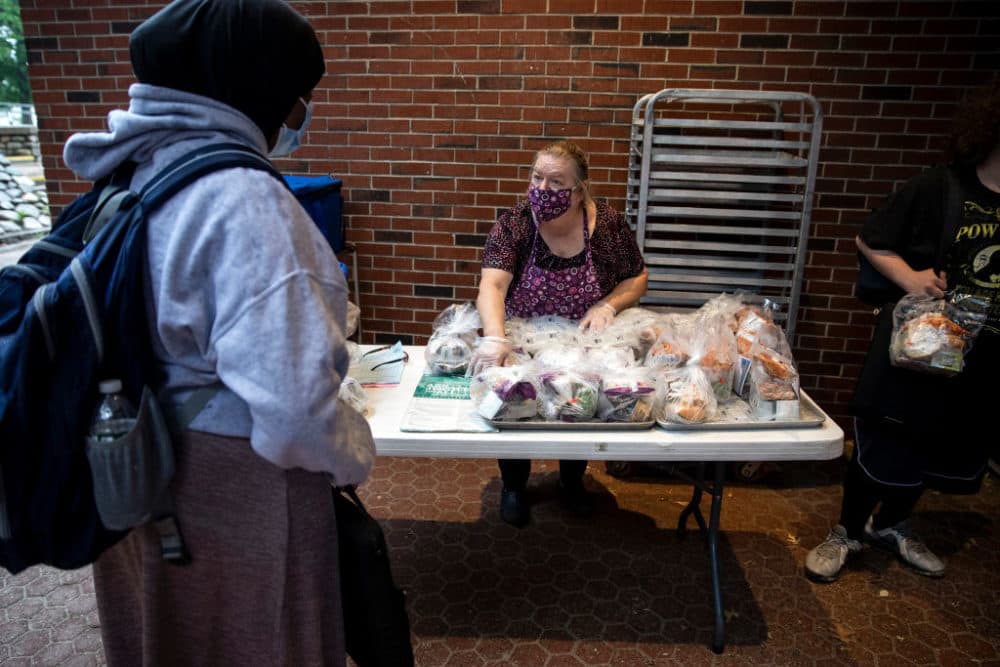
left=675, top=461, right=727, bottom=653
left=707, top=462, right=726, bottom=653
left=677, top=462, right=707, bottom=536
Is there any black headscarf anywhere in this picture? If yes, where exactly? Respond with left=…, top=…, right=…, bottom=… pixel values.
left=129, top=0, right=325, bottom=140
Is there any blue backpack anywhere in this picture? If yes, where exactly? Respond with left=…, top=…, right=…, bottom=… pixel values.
left=0, top=143, right=282, bottom=574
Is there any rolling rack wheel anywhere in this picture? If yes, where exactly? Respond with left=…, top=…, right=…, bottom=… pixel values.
left=729, top=461, right=771, bottom=483
left=604, top=461, right=636, bottom=478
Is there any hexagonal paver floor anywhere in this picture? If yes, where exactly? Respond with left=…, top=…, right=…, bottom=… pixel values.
left=3, top=452, right=998, bottom=665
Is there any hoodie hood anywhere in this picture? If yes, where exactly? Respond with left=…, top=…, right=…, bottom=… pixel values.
left=62, top=83, right=268, bottom=182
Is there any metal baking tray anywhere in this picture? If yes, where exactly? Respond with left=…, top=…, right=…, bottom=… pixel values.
left=656, top=394, right=826, bottom=431
left=490, top=420, right=656, bottom=431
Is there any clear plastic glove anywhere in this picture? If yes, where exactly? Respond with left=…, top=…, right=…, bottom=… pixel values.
left=468, top=336, right=513, bottom=377
left=579, top=302, right=616, bottom=333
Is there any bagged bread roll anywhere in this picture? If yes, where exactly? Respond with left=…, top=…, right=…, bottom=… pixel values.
left=424, top=302, right=482, bottom=375
left=659, top=366, right=717, bottom=424
left=425, top=330, right=477, bottom=375
left=889, top=294, right=987, bottom=376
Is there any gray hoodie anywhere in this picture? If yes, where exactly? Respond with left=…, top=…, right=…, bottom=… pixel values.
left=63, top=83, right=374, bottom=485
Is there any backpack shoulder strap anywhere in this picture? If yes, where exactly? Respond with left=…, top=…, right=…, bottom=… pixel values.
left=138, top=142, right=284, bottom=211
left=82, top=165, right=138, bottom=243
left=80, top=144, right=281, bottom=244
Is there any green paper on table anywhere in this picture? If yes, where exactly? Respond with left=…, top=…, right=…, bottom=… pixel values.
left=400, top=374, right=498, bottom=433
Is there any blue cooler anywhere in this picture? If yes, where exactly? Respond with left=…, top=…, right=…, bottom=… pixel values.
left=283, top=175, right=361, bottom=337
left=283, top=175, right=344, bottom=252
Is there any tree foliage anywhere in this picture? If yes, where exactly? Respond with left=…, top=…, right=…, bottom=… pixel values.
left=0, top=0, right=31, bottom=104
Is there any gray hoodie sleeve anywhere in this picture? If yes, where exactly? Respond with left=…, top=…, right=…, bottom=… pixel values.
left=149, top=166, right=374, bottom=483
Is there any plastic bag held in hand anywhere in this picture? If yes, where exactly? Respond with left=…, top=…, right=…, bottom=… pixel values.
left=468, top=336, right=513, bottom=376
left=579, top=302, right=616, bottom=332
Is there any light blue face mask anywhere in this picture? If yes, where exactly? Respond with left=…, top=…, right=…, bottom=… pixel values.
left=269, top=97, right=313, bottom=157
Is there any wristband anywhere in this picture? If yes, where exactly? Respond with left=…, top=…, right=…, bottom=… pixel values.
left=597, top=302, right=616, bottom=316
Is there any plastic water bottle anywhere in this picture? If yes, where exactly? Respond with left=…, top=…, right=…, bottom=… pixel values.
left=90, top=379, right=137, bottom=443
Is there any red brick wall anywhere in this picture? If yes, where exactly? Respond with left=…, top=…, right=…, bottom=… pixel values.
left=19, top=1, right=999, bottom=428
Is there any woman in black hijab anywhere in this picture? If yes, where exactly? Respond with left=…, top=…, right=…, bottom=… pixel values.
left=65, top=2, right=380, bottom=665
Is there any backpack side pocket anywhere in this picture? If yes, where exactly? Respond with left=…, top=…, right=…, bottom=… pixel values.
left=86, top=386, right=175, bottom=531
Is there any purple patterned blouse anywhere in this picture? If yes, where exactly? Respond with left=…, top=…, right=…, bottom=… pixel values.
left=482, top=199, right=645, bottom=297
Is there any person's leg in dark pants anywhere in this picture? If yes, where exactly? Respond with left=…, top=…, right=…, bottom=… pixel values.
left=869, top=485, right=923, bottom=532
left=558, top=459, right=592, bottom=516
left=838, top=450, right=884, bottom=541
left=498, top=459, right=530, bottom=527
left=499, top=459, right=530, bottom=490
left=851, top=418, right=945, bottom=576
left=808, top=417, right=945, bottom=581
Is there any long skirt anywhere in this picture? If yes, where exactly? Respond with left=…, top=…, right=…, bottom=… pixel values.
left=93, top=430, right=345, bottom=666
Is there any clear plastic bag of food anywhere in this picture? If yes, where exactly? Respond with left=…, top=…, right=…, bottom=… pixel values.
left=602, top=307, right=664, bottom=359
left=745, top=323, right=800, bottom=419
left=635, top=311, right=687, bottom=359
left=345, top=340, right=363, bottom=367
left=734, top=299, right=782, bottom=357
left=537, top=365, right=602, bottom=422
left=338, top=376, right=370, bottom=416
left=695, top=292, right=745, bottom=333
left=589, top=307, right=649, bottom=353
left=345, top=300, right=361, bottom=339
left=597, top=366, right=658, bottom=422
left=687, top=318, right=738, bottom=401
left=469, top=364, right=540, bottom=421
left=424, top=302, right=482, bottom=375
left=531, top=342, right=588, bottom=369
left=748, top=320, right=799, bottom=388
left=514, top=315, right=579, bottom=354
left=644, top=313, right=694, bottom=368
left=732, top=299, right=789, bottom=397
left=889, top=293, right=988, bottom=376
left=585, top=344, right=637, bottom=370
left=658, top=365, right=718, bottom=424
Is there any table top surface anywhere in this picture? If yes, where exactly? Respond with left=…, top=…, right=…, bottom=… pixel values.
left=362, top=346, right=844, bottom=462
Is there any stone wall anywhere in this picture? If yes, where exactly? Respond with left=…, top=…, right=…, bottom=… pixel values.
left=0, top=127, right=40, bottom=160
left=0, top=155, right=50, bottom=242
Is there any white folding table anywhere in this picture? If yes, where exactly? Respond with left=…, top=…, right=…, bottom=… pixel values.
left=362, top=346, right=844, bottom=653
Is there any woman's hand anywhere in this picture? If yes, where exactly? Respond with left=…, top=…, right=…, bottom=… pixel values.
left=468, top=336, right=513, bottom=376
left=902, top=268, right=948, bottom=297
left=579, top=301, right=616, bottom=332
left=856, top=236, right=948, bottom=298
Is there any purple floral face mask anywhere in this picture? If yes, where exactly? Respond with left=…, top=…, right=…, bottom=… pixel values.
left=528, top=185, right=574, bottom=223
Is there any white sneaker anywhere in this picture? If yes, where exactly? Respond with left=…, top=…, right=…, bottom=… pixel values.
left=805, top=524, right=862, bottom=583
left=864, top=517, right=945, bottom=578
